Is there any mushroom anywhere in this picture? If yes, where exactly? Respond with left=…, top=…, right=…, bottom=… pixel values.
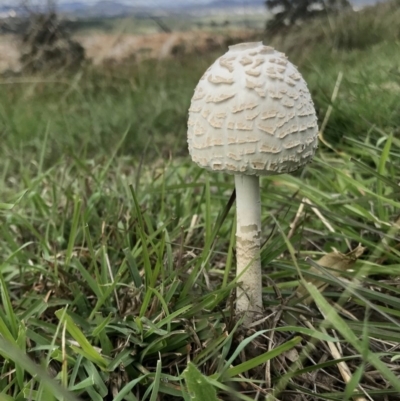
left=187, top=42, right=318, bottom=326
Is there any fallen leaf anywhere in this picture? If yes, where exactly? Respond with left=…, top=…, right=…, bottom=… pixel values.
left=296, top=244, right=366, bottom=305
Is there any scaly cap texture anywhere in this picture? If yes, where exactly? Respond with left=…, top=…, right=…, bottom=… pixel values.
left=187, top=42, right=318, bottom=176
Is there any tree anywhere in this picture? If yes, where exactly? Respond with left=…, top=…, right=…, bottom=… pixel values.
left=265, top=0, right=351, bottom=29
left=18, top=0, right=85, bottom=73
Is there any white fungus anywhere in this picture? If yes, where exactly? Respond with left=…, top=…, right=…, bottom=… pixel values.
left=187, top=41, right=318, bottom=176
left=187, top=42, right=318, bottom=326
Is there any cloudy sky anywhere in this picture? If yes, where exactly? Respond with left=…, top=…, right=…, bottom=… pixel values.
left=0, top=0, right=218, bottom=5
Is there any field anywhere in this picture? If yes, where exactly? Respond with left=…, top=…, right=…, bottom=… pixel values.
left=1, top=2, right=400, bottom=400
left=66, top=10, right=268, bottom=35
left=0, top=9, right=266, bottom=72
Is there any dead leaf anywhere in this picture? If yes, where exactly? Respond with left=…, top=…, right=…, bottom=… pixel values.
left=284, top=348, right=300, bottom=363
left=296, top=244, right=366, bottom=305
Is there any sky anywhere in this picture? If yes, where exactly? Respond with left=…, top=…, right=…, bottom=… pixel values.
left=0, top=0, right=217, bottom=6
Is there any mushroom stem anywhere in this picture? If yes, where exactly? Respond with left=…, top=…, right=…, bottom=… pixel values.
left=234, top=174, right=263, bottom=326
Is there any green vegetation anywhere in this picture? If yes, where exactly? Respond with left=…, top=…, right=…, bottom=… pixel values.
left=1, top=2, right=400, bottom=400
left=265, top=0, right=351, bottom=28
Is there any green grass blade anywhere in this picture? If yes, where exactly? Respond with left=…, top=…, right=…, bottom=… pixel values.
left=0, top=337, right=79, bottom=401
left=113, top=377, right=148, bottom=401
left=226, top=336, right=302, bottom=378
left=184, top=362, right=219, bottom=401
left=0, top=275, right=18, bottom=338
left=65, top=196, right=82, bottom=266
left=55, top=309, right=108, bottom=370
left=304, top=282, right=400, bottom=393
left=149, top=358, right=163, bottom=401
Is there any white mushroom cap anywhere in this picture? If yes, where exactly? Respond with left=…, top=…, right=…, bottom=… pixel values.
left=187, top=42, right=318, bottom=176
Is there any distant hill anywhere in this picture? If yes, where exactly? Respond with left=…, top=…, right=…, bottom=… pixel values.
left=59, top=0, right=267, bottom=17
left=62, top=1, right=142, bottom=18
left=0, top=0, right=385, bottom=19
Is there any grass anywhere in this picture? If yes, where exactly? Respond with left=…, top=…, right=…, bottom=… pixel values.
left=1, top=2, right=400, bottom=400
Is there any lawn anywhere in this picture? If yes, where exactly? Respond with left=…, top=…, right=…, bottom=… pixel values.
left=1, top=2, right=400, bottom=400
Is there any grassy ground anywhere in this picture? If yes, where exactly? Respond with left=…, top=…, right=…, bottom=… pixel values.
left=1, top=2, right=400, bottom=400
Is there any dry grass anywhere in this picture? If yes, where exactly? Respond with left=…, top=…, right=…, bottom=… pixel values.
left=0, top=34, right=21, bottom=73
left=0, top=29, right=256, bottom=73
